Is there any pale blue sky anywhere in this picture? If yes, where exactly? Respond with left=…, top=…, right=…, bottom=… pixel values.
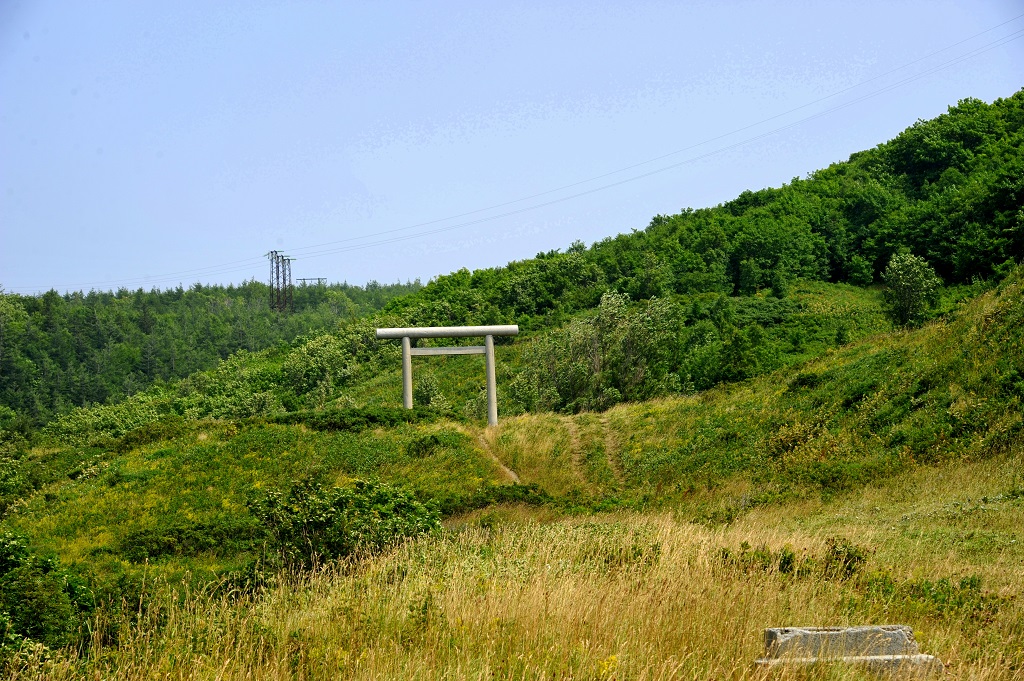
left=2, top=1, right=1022, bottom=294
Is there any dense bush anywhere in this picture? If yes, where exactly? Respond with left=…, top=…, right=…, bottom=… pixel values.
left=117, top=517, right=266, bottom=562
left=0, top=532, right=92, bottom=653
left=882, top=252, right=942, bottom=327
left=248, top=480, right=441, bottom=568
left=282, top=334, right=357, bottom=397
left=270, top=406, right=441, bottom=433
left=509, top=292, right=787, bottom=413
left=429, top=482, right=554, bottom=516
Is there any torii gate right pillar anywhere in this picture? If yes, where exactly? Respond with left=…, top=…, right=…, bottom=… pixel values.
left=402, top=336, right=413, bottom=410
left=485, top=334, right=497, bottom=426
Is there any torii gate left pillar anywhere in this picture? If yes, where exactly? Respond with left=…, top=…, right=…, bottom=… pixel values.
left=375, top=325, right=519, bottom=426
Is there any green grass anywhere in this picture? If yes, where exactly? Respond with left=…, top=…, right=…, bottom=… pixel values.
left=490, top=272, right=1022, bottom=514
left=3, top=273, right=1018, bottom=589
left=9, top=419, right=504, bottom=576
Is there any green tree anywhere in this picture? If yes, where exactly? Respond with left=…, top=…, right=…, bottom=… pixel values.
left=881, top=253, right=941, bottom=327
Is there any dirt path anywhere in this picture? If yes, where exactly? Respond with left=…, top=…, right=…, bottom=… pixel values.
left=600, top=414, right=625, bottom=484
left=476, top=431, right=520, bottom=484
left=561, top=416, right=586, bottom=481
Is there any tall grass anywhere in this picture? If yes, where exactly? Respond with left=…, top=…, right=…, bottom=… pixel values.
left=8, top=452, right=1022, bottom=680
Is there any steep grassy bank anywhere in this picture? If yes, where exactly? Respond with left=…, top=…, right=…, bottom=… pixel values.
left=491, top=269, right=1023, bottom=511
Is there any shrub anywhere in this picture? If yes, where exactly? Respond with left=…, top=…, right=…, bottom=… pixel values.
left=117, top=517, right=266, bottom=562
left=0, top=534, right=92, bottom=652
left=0, top=459, right=27, bottom=518
left=413, top=372, right=438, bottom=407
left=248, top=480, right=441, bottom=568
left=430, top=482, right=553, bottom=516
left=882, top=253, right=941, bottom=327
left=282, top=334, right=356, bottom=396
left=822, top=537, right=868, bottom=579
left=0, top=533, right=28, bottom=576
left=719, top=541, right=810, bottom=576
left=0, top=564, right=76, bottom=649
left=270, top=406, right=439, bottom=433
left=858, top=573, right=1005, bottom=622
left=114, top=416, right=186, bottom=453
left=405, top=432, right=462, bottom=458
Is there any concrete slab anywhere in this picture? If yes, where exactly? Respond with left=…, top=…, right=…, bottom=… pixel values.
left=756, top=626, right=944, bottom=677
left=765, top=625, right=919, bottom=658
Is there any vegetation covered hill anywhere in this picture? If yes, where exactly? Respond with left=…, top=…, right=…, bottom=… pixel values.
left=0, top=258, right=1020, bottom=679
left=0, top=90, right=1021, bottom=677
left=8, top=265, right=1022, bottom=574
left=0, top=279, right=420, bottom=425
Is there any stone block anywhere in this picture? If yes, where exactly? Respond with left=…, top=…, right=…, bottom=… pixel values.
left=765, top=625, right=919, bottom=658
left=755, top=626, right=944, bottom=677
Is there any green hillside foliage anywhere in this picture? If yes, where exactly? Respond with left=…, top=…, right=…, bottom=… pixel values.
left=0, top=279, right=420, bottom=425
left=1, top=266, right=1020, bottom=606
left=505, top=267, right=1024, bottom=511
left=25, top=280, right=886, bottom=448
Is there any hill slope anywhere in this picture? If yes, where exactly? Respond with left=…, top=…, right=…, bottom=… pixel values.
left=6, top=267, right=1022, bottom=582
left=0, top=266, right=1020, bottom=678
left=0, top=89, right=1022, bottom=676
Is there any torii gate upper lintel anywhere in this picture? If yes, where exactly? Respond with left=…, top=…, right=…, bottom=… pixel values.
left=375, top=325, right=519, bottom=426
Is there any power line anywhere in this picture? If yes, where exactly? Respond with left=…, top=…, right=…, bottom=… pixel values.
left=280, top=27, right=1024, bottom=262
left=7, top=12, right=1023, bottom=294
left=283, top=12, right=1024, bottom=259
left=5, top=257, right=269, bottom=293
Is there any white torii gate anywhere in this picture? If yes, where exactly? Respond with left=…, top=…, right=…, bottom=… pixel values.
left=375, top=325, right=519, bottom=426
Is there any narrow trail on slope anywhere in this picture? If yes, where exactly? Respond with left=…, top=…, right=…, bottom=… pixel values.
left=477, top=431, right=520, bottom=484
left=561, top=417, right=586, bottom=483
left=600, top=414, right=626, bottom=485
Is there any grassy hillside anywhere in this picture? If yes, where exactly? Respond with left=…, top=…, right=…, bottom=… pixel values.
left=3, top=267, right=1020, bottom=588
left=7, top=443, right=1024, bottom=678
left=0, top=267, right=1017, bottom=678
left=0, top=280, right=890, bottom=575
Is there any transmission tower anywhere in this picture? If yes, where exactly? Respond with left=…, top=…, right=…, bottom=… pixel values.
left=283, top=255, right=293, bottom=312
left=266, top=250, right=294, bottom=313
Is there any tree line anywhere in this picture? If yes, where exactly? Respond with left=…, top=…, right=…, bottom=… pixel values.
left=0, top=280, right=419, bottom=426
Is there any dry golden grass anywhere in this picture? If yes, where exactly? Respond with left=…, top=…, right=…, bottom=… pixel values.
left=10, top=453, right=1022, bottom=681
